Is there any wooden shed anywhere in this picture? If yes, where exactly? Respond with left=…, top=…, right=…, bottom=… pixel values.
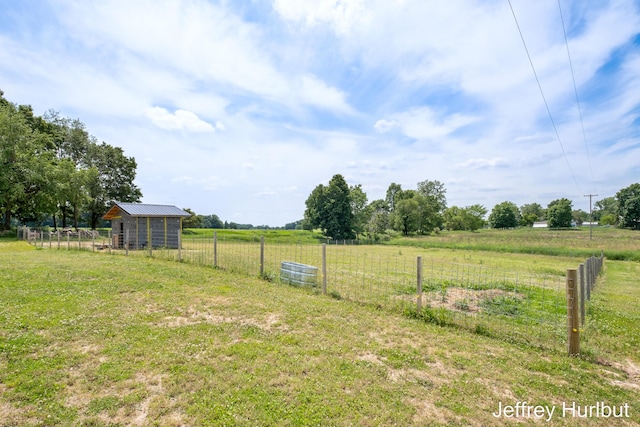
left=103, top=202, right=190, bottom=249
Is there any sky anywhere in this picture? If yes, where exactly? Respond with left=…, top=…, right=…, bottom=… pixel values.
left=1, top=0, right=639, bottom=226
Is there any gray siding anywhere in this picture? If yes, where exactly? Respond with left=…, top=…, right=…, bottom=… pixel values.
left=112, top=214, right=182, bottom=249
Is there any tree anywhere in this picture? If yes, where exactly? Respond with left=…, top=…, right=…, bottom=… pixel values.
left=385, top=183, right=403, bottom=212
left=84, top=142, right=142, bottom=229
left=181, top=208, right=202, bottom=228
left=444, top=205, right=487, bottom=231
left=572, top=209, right=589, bottom=226
left=349, top=184, right=368, bottom=238
left=416, top=179, right=447, bottom=231
left=202, top=214, right=224, bottom=228
left=520, top=203, right=544, bottom=220
left=417, top=179, right=447, bottom=214
left=599, top=214, right=616, bottom=226
left=520, top=213, right=538, bottom=227
left=616, top=183, right=640, bottom=230
left=547, top=198, right=573, bottom=228
left=489, top=201, right=519, bottom=229
left=364, top=199, right=389, bottom=240
left=593, top=197, right=617, bottom=222
left=0, top=99, right=53, bottom=229
left=303, top=174, right=355, bottom=240
left=394, top=196, right=420, bottom=236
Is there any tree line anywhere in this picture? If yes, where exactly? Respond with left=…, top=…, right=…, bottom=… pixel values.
left=0, top=90, right=141, bottom=231
left=302, top=174, right=640, bottom=240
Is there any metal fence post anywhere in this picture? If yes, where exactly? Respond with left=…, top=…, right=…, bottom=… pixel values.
left=322, top=243, right=327, bottom=295
left=566, top=269, right=580, bottom=356
left=417, top=256, right=423, bottom=313
left=260, top=236, right=265, bottom=277
left=178, top=228, right=182, bottom=262
left=579, top=263, right=585, bottom=326
left=213, top=231, right=218, bottom=268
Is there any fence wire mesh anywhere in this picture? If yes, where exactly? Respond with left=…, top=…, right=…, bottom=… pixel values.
left=20, top=227, right=603, bottom=353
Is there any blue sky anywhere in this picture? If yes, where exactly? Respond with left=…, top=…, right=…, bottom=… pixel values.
left=1, top=0, right=639, bottom=226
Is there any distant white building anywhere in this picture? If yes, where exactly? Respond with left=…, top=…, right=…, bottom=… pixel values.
left=532, top=221, right=548, bottom=228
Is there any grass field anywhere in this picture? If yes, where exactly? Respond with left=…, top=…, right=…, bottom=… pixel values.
left=2, top=229, right=639, bottom=425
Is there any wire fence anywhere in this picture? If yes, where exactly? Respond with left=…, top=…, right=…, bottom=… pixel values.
left=19, top=227, right=604, bottom=354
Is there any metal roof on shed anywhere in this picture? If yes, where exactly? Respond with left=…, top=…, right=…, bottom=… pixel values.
left=103, top=202, right=191, bottom=220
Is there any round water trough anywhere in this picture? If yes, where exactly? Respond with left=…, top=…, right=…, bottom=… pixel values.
left=280, top=261, right=318, bottom=286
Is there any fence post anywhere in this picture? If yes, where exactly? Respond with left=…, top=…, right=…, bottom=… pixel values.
left=566, top=269, right=580, bottom=356
left=178, top=229, right=182, bottom=262
left=108, top=230, right=112, bottom=254
left=585, top=258, right=592, bottom=301
left=49, top=232, right=52, bottom=249
left=78, top=231, right=81, bottom=251
left=67, top=232, right=70, bottom=250
left=322, top=243, right=327, bottom=295
left=579, top=263, right=585, bottom=326
left=417, top=256, right=423, bottom=313
left=213, top=231, right=218, bottom=268
left=126, top=229, right=130, bottom=256
left=92, top=232, right=95, bottom=252
left=260, top=236, right=265, bottom=277
left=148, top=227, right=152, bottom=257
left=57, top=231, right=60, bottom=250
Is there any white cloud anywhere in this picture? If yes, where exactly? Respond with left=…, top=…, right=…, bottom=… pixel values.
left=273, top=0, right=368, bottom=34
left=1, top=0, right=638, bottom=224
left=456, top=158, right=509, bottom=170
left=378, top=107, right=478, bottom=141
left=373, top=119, right=398, bottom=133
left=145, top=107, right=216, bottom=132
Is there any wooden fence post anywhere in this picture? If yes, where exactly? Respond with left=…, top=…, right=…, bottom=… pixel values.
left=566, top=268, right=580, bottom=356
left=148, top=228, right=152, bottom=257
left=322, top=243, right=327, bottom=295
left=108, top=230, right=111, bottom=254
left=126, top=229, right=130, bottom=256
left=417, top=256, right=423, bottom=313
left=78, top=231, right=81, bottom=251
left=67, top=232, right=70, bottom=250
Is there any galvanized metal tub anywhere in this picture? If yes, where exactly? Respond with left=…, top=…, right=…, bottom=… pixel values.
left=280, top=261, right=318, bottom=286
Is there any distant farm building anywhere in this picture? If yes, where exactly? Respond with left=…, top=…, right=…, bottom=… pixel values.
left=103, top=202, right=190, bottom=249
left=532, top=221, right=548, bottom=228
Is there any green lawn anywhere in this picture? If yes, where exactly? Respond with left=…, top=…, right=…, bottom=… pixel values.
left=1, top=237, right=639, bottom=426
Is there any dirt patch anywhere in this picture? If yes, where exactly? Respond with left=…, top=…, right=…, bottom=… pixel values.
left=157, top=307, right=285, bottom=332
left=601, top=359, right=640, bottom=391
left=407, top=397, right=461, bottom=426
left=418, top=288, right=524, bottom=314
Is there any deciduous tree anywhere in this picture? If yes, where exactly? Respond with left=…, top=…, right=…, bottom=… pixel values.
left=547, top=198, right=573, bottom=228
left=616, top=183, right=640, bottom=230
left=489, top=201, right=519, bottom=229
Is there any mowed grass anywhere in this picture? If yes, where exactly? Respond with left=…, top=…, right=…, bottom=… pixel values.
left=1, top=238, right=639, bottom=426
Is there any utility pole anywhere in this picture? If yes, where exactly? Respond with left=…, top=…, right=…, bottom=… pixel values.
left=584, top=194, right=598, bottom=240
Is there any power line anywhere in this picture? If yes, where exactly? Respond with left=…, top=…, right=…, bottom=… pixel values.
left=557, top=0, right=597, bottom=193
left=507, top=0, right=582, bottom=193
